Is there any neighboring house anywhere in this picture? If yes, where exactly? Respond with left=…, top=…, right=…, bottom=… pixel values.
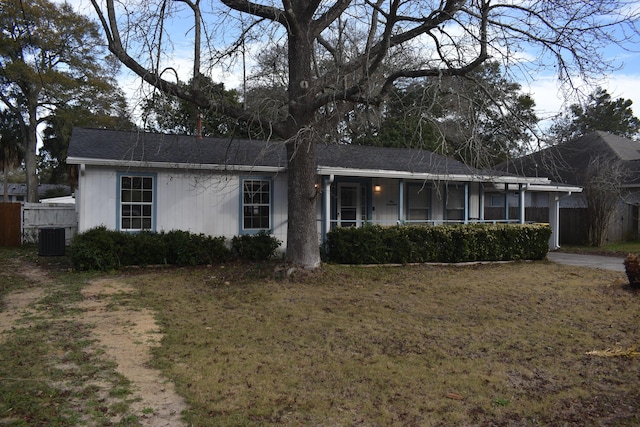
left=66, top=127, right=580, bottom=251
left=40, top=195, right=75, bottom=204
left=1, top=183, right=71, bottom=203
left=499, top=131, right=640, bottom=243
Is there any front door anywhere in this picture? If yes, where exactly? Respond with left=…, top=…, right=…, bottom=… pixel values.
left=338, top=183, right=361, bottom=227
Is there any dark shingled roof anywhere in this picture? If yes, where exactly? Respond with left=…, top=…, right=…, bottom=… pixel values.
left=501, top=131, right=640, bottom=186
left=67, top=127, right=487, bottom=177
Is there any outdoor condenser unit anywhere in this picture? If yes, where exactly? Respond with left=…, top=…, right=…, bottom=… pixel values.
left=38, top=227, right=66, bottom=256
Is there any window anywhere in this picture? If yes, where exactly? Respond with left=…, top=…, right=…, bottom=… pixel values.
left=490, top=194, right=504, bottom=207
left=406, top=184, right=431, bottom=222
left=446, top=185, right=465, bottom=221
left=119, top=174, right=155, bottom=231
left=242, top=178, right=271, bottom=231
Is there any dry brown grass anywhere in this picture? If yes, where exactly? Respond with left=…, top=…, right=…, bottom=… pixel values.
left=122, top=260, right=640, bottom=426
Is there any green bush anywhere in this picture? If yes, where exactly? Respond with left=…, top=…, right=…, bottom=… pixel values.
left=70, top=227, right=232, bottom=271
left=69, top=226, right=120, bottom=271
left=326, top=223, right=552, bottom=264
left=231, top=231, right=282, bottom=261
left=164, top=230, right=230, bottom=266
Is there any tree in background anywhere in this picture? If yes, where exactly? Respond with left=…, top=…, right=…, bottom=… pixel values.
left=92, top=0, right=640, bottom=269
left=581, top=155, right=630, bottom=246
left=0, top=0, right=127, bottom=201
left=39, top=87, right=134, bottom=185
left=551, top=87, right=640, bottom=142
left=351, top=62, right=538, bottom=168
left=0, top=109, right=23, bottom=202
left=141, top=76, right=258, bottom=138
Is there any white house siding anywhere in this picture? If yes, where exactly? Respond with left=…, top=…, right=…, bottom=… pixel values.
left=78, top=166, right=119, bottom=231
left=78, top=166, right=290, bottom=246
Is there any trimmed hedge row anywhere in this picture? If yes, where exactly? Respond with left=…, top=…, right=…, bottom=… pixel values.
left=326, top=223, right=551, bottom=264
left=69, top=226, right=281, bottom=271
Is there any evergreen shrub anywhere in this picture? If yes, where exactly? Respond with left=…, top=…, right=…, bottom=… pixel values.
left=70, top=227, right=234, bottom=271
left=231, top=231, right=282, bottom=261
left=326, top=223, right=551, bottom=264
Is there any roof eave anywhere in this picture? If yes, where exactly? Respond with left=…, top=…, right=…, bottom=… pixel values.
left=317, top=166, right=550, bottom=184
left=525, top=184, right=583, bottom=193
left=66, top=157, right=286, bottom=173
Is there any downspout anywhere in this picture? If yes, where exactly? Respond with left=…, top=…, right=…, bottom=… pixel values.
left=78, top=164, right=86, bottom=232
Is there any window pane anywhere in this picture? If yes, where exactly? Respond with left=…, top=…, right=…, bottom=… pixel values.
left=131, top=218, right=141, bottom=229
left=142, top=205, right=151, bottom=216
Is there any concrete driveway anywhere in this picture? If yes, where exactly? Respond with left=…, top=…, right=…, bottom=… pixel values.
left=546, top=251, right=626, bottom=272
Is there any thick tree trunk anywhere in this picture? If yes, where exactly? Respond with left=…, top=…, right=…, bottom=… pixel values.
left=283, top=6, right=321, bottom=269
left=25, top=109, right=39, bottom=202
left=285, top=138, right=320, bottom=269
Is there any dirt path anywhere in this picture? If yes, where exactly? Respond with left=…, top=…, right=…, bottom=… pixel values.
left=78, top=278, right=187, bottom=426
left=1, top=264, right=188, bottom=426
left=0, top=260, right=49, bottom=341
left=0, top=287, right=45, bottom=341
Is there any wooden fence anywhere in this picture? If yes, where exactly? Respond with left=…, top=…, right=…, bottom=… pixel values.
left=22, top=203, right=77, bottom=245
left=0, top=203, right=21, bottom=247
left=0, top=202, right=77, bottom=247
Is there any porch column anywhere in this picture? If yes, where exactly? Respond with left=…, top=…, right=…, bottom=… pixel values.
left=518, top=183, right=526, bottom=224
left=398, top=179, right=404, bottom=225
left=504, top=184, right=509, bottom=221
left=479, top=183, right=485, bottom=221
left=464, top=182, right=469, bottom=224
left=548, top=192, right=561, bottom=250
left=322, top=175, right=334, bottom=244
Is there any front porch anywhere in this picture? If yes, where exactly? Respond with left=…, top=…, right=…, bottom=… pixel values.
left=318, top=174, right=581, bottom=250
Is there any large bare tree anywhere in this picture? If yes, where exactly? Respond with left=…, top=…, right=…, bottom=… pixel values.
left=90, top=0, right=639, bottom=269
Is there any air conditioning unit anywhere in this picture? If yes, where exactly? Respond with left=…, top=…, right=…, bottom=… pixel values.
left=39, top=227, right=65, bottom=256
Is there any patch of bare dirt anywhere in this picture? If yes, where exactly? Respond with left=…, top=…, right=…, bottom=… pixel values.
left=78, top=278, right=188, bottom=426
left=1, top=263, right=188, bottom=426
left=0, top=287, right=45, bottom=341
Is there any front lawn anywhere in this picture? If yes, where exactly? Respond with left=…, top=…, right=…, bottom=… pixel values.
left=132, top=260, right=638, bottom=426
left=1, top=247, right=639, bottom=426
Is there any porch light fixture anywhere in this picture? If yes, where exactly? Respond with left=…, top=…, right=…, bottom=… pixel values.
left=374, top=185, right=382, bottom=193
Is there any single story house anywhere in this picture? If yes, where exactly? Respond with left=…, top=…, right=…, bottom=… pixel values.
left=500, top=131, right=640, bottom=243
left=66, top=128, right=581, bottom=251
